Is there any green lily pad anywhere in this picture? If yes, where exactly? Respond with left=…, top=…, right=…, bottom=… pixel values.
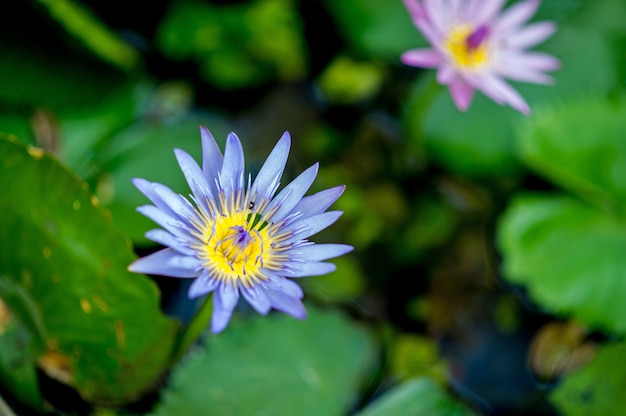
left=0, top=297, right=42, bottom=410
left=551, top=342, right=626, bottom=416
left=0, top=137, right=179, bottom=405
left=498, top=194, right=626, bottom=333
left=518, top=96, right=626, bottom=214
left=151, top=306, right=377, bottom=416
left=356, top=377, right=477, bottom=416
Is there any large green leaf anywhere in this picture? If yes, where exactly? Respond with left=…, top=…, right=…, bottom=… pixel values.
left=518, top=96, right=626, bottom=213
left=551, top=342, right=626, bottom=416
left=0, top=137, right=179, bottom=405
left=498, top=194, right=626, bottom=333
left=151, top=306, right=377, bottom=416
left=356, top=378, right=477, bottom=416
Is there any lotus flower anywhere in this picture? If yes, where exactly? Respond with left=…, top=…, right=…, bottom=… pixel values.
left=129, top=127, right=352, bottom=333
left=402, top=0, right=560, bottom=114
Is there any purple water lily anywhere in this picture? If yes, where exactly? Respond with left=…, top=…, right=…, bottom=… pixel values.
left=402, top=0, right=560, bottom=114
left=129, top=127, right=352, bottom=333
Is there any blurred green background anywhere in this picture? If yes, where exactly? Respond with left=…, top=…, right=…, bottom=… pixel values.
left=1, top=0, right=626, bottom=415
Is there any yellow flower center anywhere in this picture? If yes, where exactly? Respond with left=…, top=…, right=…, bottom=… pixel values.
left=194, top=209, right=276, bottom=287
left=445, top=24, right=489, bottom=70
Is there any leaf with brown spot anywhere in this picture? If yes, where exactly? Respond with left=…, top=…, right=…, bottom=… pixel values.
left=0, top=137, right=179, bottom=407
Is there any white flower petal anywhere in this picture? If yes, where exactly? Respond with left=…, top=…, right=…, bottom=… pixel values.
left=289, top=244, right=354, bottom=262
left=265, top=290, right=307, bottom=320
left=144, top=229, right=195, bottom=255
left=151, top=182, right=197, bottom=221
left=174, top=148, right=213, bottom=209
left=188, top=273, right=219, bottom=298
left=200, top=126, right=224, bottom=190
left=283, top=261, right=337, bottom=278
left=265, top=163, right=319, bottom=222
left=137, top=205, right=191, bottom=240
left=283, top=211, right=343, bottom=244
left=128, top=248, right=201, bottom=277
left=291, top=186, right=345, bottom=218
left=211, top=283, right=240, bottom=333
left=265, top=273, right=304, bottom=298
left=250, top=131, right=290, bottom=203
left=219, top=132, right=245, bottom=195
left=132, top=178, right=162, bottom=206
left=134, top=178, right=196, bottom=223
left=241, top=285, right=271, bottom=315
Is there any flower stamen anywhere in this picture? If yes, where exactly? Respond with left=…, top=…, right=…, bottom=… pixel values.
left=445, top=24, right=489, bottom=70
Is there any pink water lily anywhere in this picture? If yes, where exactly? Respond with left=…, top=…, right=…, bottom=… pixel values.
left=402, top=0, right=560, bottom=114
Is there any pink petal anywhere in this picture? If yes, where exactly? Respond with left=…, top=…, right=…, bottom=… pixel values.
left=424, top=0, right=450, bottom=35
left=403, top=0, right=441, bottom=45
left=494, top=0, right=540, bottom=33
left=450, top=0, right=462, bottom=16
left=401, top=49, right=443, bottom=68
left=468, top=0, right=506, bottom=24
left=496, top=51, right=560, bottom=84
left=449, top=79, right=475, bottom=111
left=437, top=63, right=456, bottom=84
left=498, top=51, right=561, bottom=73
left=498, top=66, right=554, bottom=85
left=478, top=74, right=530, bottom=114
left=403, top=0, right=426, bottom=21
left=506, top=22, right=557, bottom=49
left=522, top=52, right=561, bottom=71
